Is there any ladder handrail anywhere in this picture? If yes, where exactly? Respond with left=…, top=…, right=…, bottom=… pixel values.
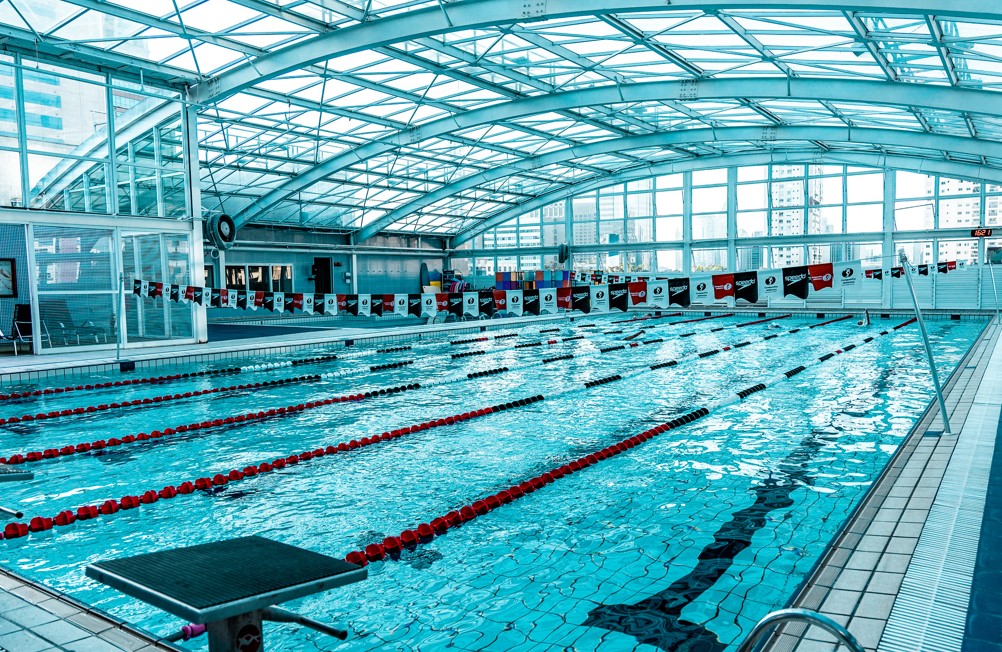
left=736, top=608, right=865, bottom=652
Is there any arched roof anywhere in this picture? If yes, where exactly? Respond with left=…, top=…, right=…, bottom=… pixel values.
left=6, top=1, right=1002, bottom=240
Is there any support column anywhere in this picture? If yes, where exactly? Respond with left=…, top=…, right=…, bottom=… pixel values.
left=726, top=168, right=738, bottom=270
left=882, top=172, right=896, bottom=307
left=682, top=171, right=693, bottom=276
left=182, top=103, right=208, bottom=343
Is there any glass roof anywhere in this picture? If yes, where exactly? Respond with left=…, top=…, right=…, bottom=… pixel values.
left=6, top=0, right=1002, bottom=240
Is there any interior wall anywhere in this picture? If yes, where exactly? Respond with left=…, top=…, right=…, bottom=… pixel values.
left=0, top=224, right=30, bottom=335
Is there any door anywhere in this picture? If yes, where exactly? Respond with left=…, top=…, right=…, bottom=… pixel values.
left=313, top=257, right=333, bottom=294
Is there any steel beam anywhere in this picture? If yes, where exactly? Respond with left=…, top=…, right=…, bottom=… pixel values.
left=228, top=77, right=1002, bottom=228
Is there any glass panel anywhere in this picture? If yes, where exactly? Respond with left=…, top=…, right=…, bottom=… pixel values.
left=271, top=265, right=293, bottom=292
left=848, top=242, right=882, bottom=266
left=737, top=183, right=767, bottom=211
left=28, top=154, right=109, bottom=212
left=655, top=174, right=682, bottom=189
left=692, top=186, right=727, bottom=213
left=938, top=176, right=980, bottom=196
left=894, top=240, right=933, bottom=266
left=847, top=173, right=883, bottom=203
left=771, top=246, right=804, bottom=267
left=33, top=225, right=114, bottom=291
left=692, top=248, right=726, bottom=271
left=573, top=221, right=597, bottom=245
left=248, top=265, right=269, bottom=292
left=771, top=208, right=804, bottom=235
left=692, top=168, right=727, bottom=185
left=809, top=206, right=842, bottom=235
left=894, top=200, right=934, bottom=230
left=599, top=195, right=624, bottom=220
left=938, top=197, right=980, bottom=228
left=736, top=212, right=766, bottom=237
left=0, top=150, right=21, bottom=207
left=692, top=213, right=726, bottom=240
left=24, top=71, right=109, bottom=155
left=738, top=166, right=768, bottom=182
left=226, top=266, right=246, bottom=290
left=938, top=239, right=978, bottom=266
left=737, top=245, right=767, bottom=270
left=656, top=249, right=682, bottom=273
left=627, top=192, right=653, bottom=218
left=846, top=204, right=883, bottom=232
left=988, top=194, right=1002, bottom=227
left=37, top=293, right=116, bottom=350
left=626, top=218, right=653, bottom=243
left=896, top=171, right=934, bottom=199
left=655, top=216, right=682, bottom=242
left=656, top=190, right=682, bottom=216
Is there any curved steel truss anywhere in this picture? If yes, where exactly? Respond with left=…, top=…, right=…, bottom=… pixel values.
left=6, top=1, right=1002, bottom=237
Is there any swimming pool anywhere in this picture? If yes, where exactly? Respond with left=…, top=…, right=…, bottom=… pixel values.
left=0, top=312, right=987, bottom=651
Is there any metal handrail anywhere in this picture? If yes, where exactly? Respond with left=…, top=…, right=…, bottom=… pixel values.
left=736, top=608, right=865, bottom=652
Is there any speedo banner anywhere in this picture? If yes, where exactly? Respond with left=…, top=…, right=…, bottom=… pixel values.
left=666, top=278, right=688, bottom=307
left=237, top=291, right=249, bottom=309
left=407, top=294, right=423, bottom=318
left=712, top=273, right=735, bottom=302
left=263, top=292, right=275, bottom=311
left=210, top=287, right=223, bottom=308
left=479, top=290, right=496, bottom=317
left=691, top=276, right=711, bottom=303
left=506, top=290, right=524, bottom=316
left=557, top=287, right=573, bottom=310
left=758, top=269, right=781, bottom=297
left=168, top=285, right=181, bottom=303
left=463, top=291, right=479, bottom=317
left=782, top=266, right=810, bottom=300
left=133, top=280, right=147, bottom=296
left=184, top=286, right=196, bottom=304
left=571, top=286, right=591, bottom=313
left=357, top=294, right=371, bottom=317
left=254, top=291, right=265, bottom=309
left=733, top=270, right=758, bottom=304
left=808, top=262, right=834, bottom=292
left=367, top=294, right=381, bottom=317
left=382, top=295, right=395, bottom=315
left=493, top=290, right=507, bottom=312
left=448, top=293, right=464, bottom=317
left=865, top=268, right=883, bottom=280
left=628, top=281, right=647, bottom=306
left=150, top=282, right=163, bottom=299
left=918, top=264, right=930, bottom=276
left=609, top=283, right=630, bottom=312
left=590, top=285, right=609, bottom=313
left=835, top=261, right=860, bottom=290
left=523, top=289, right=540, bottom=316
left=393, top=294, right=408, bottom=316
left=647, top=280, right=669, bottom=309
left=539, top=289, right=557, bottom=314
left=288, top=293, right=304, bottom=313
left=890, top=267, right=903, bottom=279
left=435, top=293, right=449, bottom=313
left=343, top=294, right=357, bottom=316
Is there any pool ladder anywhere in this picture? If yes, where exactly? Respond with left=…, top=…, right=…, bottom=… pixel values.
left=737, top=608, right=865, bottom=652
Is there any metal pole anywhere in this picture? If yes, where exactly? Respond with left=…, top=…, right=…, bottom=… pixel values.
left=988, top=256, right=1000, bottom=318
left=116, top=272, right=124, bottom=362
left=899, top=252, right=951, bottom=435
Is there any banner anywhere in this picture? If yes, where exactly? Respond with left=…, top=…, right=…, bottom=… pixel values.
left=366, top=294, right=380, bottom=318
left=407, top=294, right=423, bottom=318
left=758, top=269, right=781, bottom=297
left=463, top=291, right=479, bottom=317
left=890, top=267, right=903, bottom=279
left=556, top=287, right=573, bottom=311
left=254, top=291, right=265, bottom=309
left=382, top=295, right=396, bottom=316
left=493, top=290, right=508, bottom=313
left=393, top=294, right=408, bottom=317
left=506, top=290, right=523, bottom=316
left=808, top=263, right=834, bottom=292
left=938, top=261, right=956, bottom=273
left=150, top=282, right=163, bottom=299
left=571, top=286, right=591, bottom=313
left=539, top=288, right=557, bottom=315
left=133, top=280, right=146, bottom=296
left=201, top=287, right=212, bottom=306
left=609, top=283, right=630, bottom=312
left=834, top=261, right=860, bottom=290
left=288, top=293, right=304, bottom=313
left=712, top=273, right=735, bottom=301
left=324, top=293, right=338, bottom=315
left=435, top=293, right=449, bottom=313
left=479, top=290, right=496, bottom=317
left=357, top=294, right=371, bottom=317
left=691, top=276, right=711, bottom=303
left=628, top=281, right=647, bottom=306
left=447, top=293, right=464, bottom=318
left=733, top=270, right=758, bottom=304
left=184, top=286, right=197, bottom=304
left=782, top=266, right=810, bottom=300
left=523, top=289, right=540, bottom=316
left=645, top=280, right=669, bottom=310
left=342, top=294, right=356, bottom=316
left=302, top=293, right=314, bottom=314
left=210, top=287, right=223, bottom=308
left=865, top=268, right=883, bottom=280
left=918, top=264, right=930, bottom=276
left=263, top=292, right=276, bottom=311
left=590, top=285, right=609, bottom=313
left=169, top=285, right=181, bottom=303
left=222, top=289, right=235, bottom=309
left=273, top=292, right=285, bottom=313
left=237, top=291, right=249, bottom=309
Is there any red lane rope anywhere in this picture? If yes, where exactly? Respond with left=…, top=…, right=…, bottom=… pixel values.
left=0, top=374, right=325, bottom=427
left=0, top=368, right=242, bottom=403
left=3, top=396, right=545, bottom=538
left=0, top=383, right=420, bottom=468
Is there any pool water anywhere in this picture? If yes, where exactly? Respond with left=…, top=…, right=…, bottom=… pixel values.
left=0, top=313, right=987, bottom=651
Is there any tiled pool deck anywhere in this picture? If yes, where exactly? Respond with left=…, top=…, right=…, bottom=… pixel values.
left=765, top=315, right=1002, bottom=652
left=1, top=310, right=1000, bottom=651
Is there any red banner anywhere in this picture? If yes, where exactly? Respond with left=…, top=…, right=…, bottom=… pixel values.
left=289, top=293, right=304, bottom=311
left=493, top=290, right=508, bottom=311
left=712, top=273, right=735, bottom=299
left=382, top=295, right=395, bottom=314
left=184, top=286, right=196, bottom=302
left=808, top=262, right=834, bottom=291
left=556, top=287, right=572, bottom=310
left=628, top=281, right=648, bottom=305
left=436, top=293, right=449, bottom=312
left=337, top=294, right=348, bottom=311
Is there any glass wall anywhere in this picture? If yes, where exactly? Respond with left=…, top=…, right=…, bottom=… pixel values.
left=461, top=165, right=1001, bottom=274
left=0, top=53, right=186, bottom=217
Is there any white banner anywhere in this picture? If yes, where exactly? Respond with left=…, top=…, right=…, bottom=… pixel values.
left=273, top=292, right=285, bottom=313
left=140, top=280, right=150, bottom=297
left=647, top=280, right=670, bottom=309
left=302, top=294, right=314, bottom=314
left=357, top=294, right=371, bottom=317
left=506, top=290, right=524, bottom=316
left=539, top=288, right=557, bottom=315
left=323, top=294, right=338, bottom=315
left=590, top=284, right=610, bottom=313
left=394, top=294, right=408, bottom=316
left=834, top=261, right=861, bottom=290
left=201, top=287, right=212, bottom=307
left=691, top=276, right=711, bottom=303
left=463, top=291, right=479, bottom=317
left=421, top=293, right=437, bottom=317
left=758, top=269, right=782, bottom=297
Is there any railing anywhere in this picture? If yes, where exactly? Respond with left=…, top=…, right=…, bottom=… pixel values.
left=736, top=608, right=865, bottom=652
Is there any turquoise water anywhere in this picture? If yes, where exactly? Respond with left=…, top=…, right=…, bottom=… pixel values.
left=0, top=313, right=987, bottom=651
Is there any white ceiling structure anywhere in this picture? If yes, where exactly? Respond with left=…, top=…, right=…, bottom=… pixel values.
left=5, top=0, right=1002, bottom=246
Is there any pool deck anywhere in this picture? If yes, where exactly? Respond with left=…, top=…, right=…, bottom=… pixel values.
left=0, top=565, right=176, bottom=652
left=765, top=315, right=1002, bottom=652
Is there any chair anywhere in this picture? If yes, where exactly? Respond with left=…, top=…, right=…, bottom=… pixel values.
left=38, top=299, right=110, bottom=346
left=0, top=326, right=17, bottom=355
left=12, top=303, right=49, bottom=354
